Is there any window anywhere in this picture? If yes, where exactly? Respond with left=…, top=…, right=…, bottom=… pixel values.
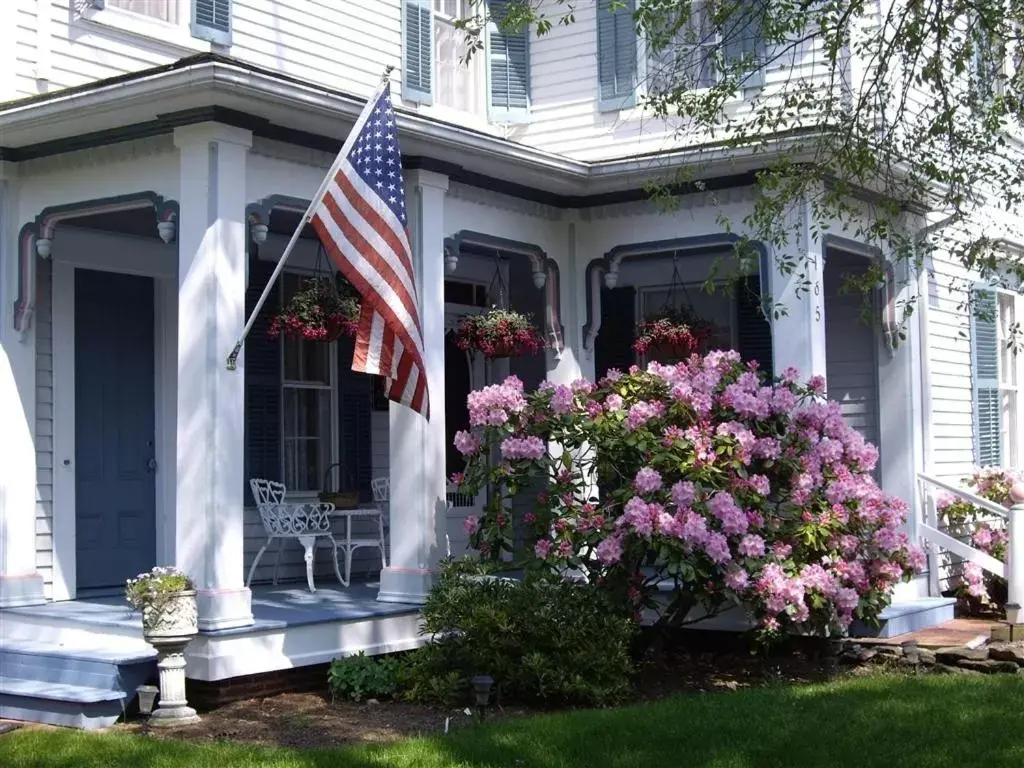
left=105, top=0, right=179, bottom=23
left=972, top=288, right=1020, bottom=468
left=403, top=0, right=527, bottom=120
left=646, top=1, right=766, bottom=96
left=280, top=274, right=337, bottom=493
left=85, top=0, right=231, bottom=47
left=598, top=0, right=766, bottom=111
left=433, top=0, right=487, bottom=115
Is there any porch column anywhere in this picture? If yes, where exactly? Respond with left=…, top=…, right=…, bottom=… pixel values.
left=378, top=170, right=449, bottom=604
left=173, top=124, right=254, bottom=630
left=0, top=165, right=47, bottom=607
left=768, top=202, right=827, bottom=380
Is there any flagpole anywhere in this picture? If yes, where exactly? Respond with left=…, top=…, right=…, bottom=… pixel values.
left=225, top=65, right=396, bottom=370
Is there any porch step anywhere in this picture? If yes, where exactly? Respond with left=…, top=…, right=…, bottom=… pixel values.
left=848, top=597, right=957, bottom=639
left=0, top=641, right=156, bottom=730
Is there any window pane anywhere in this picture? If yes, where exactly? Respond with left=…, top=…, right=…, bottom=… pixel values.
left=282, top=389, right=332, bottom=492
left=108, top=0, right=178, bottom=23
left=998, top=293, right=1017, bottom=387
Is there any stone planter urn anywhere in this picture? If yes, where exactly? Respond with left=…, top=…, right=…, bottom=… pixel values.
left=141, top=590, right=200, bottom=727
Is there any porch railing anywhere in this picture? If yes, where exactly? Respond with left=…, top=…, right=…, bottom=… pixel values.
left=917, top=472, right=1024, bottom=624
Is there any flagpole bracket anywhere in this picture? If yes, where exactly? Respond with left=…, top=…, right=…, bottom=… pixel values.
left=225, top=342, right=242, bottom=371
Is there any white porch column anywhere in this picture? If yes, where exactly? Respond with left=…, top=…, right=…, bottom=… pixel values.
left=378, top=170, right=449, bottom=604
left=768, top=201, right=827, bottom=380
left=173, top=124, right=254, bottom=630
left=0, top=164, right=47, bottom=607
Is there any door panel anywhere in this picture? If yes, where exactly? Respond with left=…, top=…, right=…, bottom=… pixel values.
left=75, top=269, right=157, bottom=591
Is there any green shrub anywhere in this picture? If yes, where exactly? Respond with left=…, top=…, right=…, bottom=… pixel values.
left=327, top=651, right=401, bottom=702
left=401, top=564, right=636, bottom=708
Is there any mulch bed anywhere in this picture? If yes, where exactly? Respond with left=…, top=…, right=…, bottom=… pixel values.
left=116, top=631, right=835, bottom=750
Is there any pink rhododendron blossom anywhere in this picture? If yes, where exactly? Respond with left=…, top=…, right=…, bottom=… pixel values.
left=463, top=515, right=479, bottom=535
left=454, top=430, right=481, bottom=456
left=626, top=401, right=660, bottom=431
left=500, top=436, right=546, bottom=461
left=605, top=394, right=624, bottom=412
left=671, top=480, right=696, bottom=508
left=738, top=534, right=766, bottom=558
left=534, top=539, right=552, bottom=559
left=725, top=568, right=750, bottom=591
left=634, top=467, right=663, bottom=494
left=595, top=535, right=624, bottom=565
left=550, top=385, right=575, bottom=414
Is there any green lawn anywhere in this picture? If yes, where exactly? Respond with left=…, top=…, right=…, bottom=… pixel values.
left=3, top=674, right=1023, bottom=767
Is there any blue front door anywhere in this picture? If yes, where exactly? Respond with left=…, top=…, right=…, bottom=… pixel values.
left=75, top=269, right=157, bottom=592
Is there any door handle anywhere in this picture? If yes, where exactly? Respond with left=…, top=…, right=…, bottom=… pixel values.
left=147, top=458, right=158, bottom=473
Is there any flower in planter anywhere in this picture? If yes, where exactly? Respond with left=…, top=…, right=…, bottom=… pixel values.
left=268, top=276, right=361, bottom=342
left=125, top=566, right=194, bottom=612
left=456, top=308, right=545, bottom=359
left=632, top=306, right=714, bottom=360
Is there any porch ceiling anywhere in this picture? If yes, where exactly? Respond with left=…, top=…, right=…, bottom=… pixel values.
left=0, top=54, right=810, bottom=204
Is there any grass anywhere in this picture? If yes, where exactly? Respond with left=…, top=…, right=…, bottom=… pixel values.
left=2, top=674, right=1024, bottom=767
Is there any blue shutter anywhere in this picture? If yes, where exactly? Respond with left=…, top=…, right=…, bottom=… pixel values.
left=191, top=0, right=232, bottom=46
left=336, top=336, right=374, bottom=503
left=971, top=287, right=1002, bottom=467
left=244, top=258, right=282, bottom=504
left=596, top=0, right=637, bottom=111
left=403, top=0, right=434, bottom=104
left=488, top=0, right=530, bottom=121
left=735, top=273, right=773, bottom=376
left=722, top=1, right=766, bottom=86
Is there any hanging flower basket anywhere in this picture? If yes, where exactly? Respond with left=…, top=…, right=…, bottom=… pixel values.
left=456, top=308, right=545, bottom=359
left=268, top=276, right=360, bottom=343
left=632, top=307, right=713, bottom=361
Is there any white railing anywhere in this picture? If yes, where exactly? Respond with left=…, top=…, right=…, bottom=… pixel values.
left=917, top=472, right=1024, bottom=624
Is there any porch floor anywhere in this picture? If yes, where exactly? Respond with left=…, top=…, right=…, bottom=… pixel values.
left=1, top=581, right=420, bottom=636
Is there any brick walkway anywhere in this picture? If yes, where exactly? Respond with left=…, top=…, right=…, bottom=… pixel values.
left=858, top=618, right=999, bottom=648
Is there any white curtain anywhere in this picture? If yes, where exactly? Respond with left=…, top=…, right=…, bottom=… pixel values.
left=108, top=0, right=179, bottom=24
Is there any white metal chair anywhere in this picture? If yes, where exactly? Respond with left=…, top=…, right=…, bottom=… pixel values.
left=247, top=478, right=344, bottom=593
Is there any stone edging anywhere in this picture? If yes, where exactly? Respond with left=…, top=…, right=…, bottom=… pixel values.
left=838, top=639, right=1024, bottom=675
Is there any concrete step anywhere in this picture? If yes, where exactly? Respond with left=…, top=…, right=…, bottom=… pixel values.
left=849, top=597, right=957, bottom=639
left=0, top=641, right=156, bottom=730
left=0, top=640, right=155, bottom=690
left=0, top=676, right=129, bottom=730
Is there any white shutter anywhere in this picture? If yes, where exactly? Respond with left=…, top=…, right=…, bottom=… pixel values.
left=971, top=287, right=1002, bottom=467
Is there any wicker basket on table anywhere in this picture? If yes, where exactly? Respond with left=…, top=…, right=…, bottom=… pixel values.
left=319, top=462, right=360, bottom=509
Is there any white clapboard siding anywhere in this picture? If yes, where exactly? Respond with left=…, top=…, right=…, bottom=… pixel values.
left=35, top=257, right=55, bottom=597
left=925, top=243, right=981, bottom=481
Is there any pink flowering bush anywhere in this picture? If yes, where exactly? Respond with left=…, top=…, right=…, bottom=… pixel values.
left=453, top=350, right=923, bottom=640
left=937, top=467, right=1020, bottom=612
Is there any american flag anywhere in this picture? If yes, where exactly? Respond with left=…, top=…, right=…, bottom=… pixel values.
left=310, top=83, right=429, bottom=418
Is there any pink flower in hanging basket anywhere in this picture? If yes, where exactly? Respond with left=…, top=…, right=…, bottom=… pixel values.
left=633, top=307, right=713, bottom=361
left=268, top=277, right=361, bottom=342
left=455, top=309, right=545, bottom=359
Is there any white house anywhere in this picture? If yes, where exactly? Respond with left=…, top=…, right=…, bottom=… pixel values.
left=0, top=0, right=1020, bottom=728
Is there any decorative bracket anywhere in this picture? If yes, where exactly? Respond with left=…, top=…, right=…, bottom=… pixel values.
left=13, top=192, right=179, bottom=335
